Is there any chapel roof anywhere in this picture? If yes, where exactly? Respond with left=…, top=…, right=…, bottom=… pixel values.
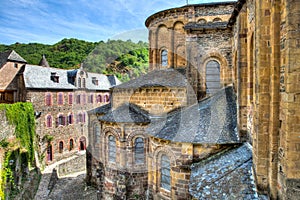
left=146, top=86, right=239, bottom=144
left=189, top=143, right=258, bottom=199
left=113, top=68, right=187, bottom=90
left=98, top=103, right=150, bottom=124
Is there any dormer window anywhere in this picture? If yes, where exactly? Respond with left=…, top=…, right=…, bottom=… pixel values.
left=78, top=77, right=81, bottom=88
left=51, top=72, right=59, bottom=83
left=92, top=77, right=98, bottom=85
left=83, top=78, right=86, bottom=88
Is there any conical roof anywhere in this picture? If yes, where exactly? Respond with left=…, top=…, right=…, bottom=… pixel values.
left=39, top=54, right=50, bottom=67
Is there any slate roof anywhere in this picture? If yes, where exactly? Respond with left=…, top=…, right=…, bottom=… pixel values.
left=23, top=64, right=119, bottom=90
left=24, top=65, right=77, bottom=89
left=0, top=50, right=27, bottom=68
left=98, top=103, right=150, bottom=124
left=86, top=72, right=116, bottom=90
left=189, top=143, right=258, bottom=200
left=88, top=103, right=112, bottom=115
left=113, top=68, right=187, bottom=89
left=146, top=86, right=239, bottom=144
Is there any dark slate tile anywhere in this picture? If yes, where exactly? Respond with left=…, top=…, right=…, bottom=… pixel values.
left=146, top=86, right=239, bottom=144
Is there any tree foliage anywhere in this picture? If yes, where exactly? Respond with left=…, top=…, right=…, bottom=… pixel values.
left=0, top=38, right=149, bottom=81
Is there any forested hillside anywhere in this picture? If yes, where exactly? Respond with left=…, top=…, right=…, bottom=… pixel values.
left=0, top=38, right=149, bottom=82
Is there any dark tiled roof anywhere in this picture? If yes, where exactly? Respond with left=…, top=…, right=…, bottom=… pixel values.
left=23, top=65, right=119, bottom=90
left=146, top=86, right=239, bottom=144
left=189, top=143, right=258, bottom=200
left=113, top=68, right=187, bottom=89
left=39, top=55, right=50, bottom=67
left=0, top=50, right=27, bottom=68
left=98, top=103, right=150, bottom=124
left=88, top=103, right=112, bottom=115
left=184, top=21, right=228, bottom=31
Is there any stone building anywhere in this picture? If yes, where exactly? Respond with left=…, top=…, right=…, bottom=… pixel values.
left=87, top=0, right=300, bottom=199
left=0, top=50, right=27, bottom=103
left=0, top=51, right=121, bottom=164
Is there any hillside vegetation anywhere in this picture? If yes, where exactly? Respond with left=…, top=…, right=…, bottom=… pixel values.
left=0, top=38, right=149, bottom=82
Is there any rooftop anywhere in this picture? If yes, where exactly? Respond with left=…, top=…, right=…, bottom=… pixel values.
left=146, top=86, right=239, bottom=144
left=23, top=64, right=118, bottom=90
left=189, top=143, right=257, bottom=199
left=98, top=103, right=150, bottom=124
left=113, top=68, right=187, bottom=90
left=0, top=50, right=27, bottom=68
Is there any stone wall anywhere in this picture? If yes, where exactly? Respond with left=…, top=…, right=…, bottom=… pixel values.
left=87, top=121, right=149, bottom=199
left=146, top=3, right=234, bottom=101
left=277, top=0, right=300, bottom=199
left=186, top=28, right=233, bottom=98
left=147, top=137, right=224, bottom=200
left=27, top=89, right=109, bottom=164
left=57, top=153, right=86, bottom=176
left=112, top=87, right=187, bottom=115
left=233, top=0, right=300, bottom=199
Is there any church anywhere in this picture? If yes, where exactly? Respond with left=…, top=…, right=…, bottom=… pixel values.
left=87, top=0, right=300, bottom=199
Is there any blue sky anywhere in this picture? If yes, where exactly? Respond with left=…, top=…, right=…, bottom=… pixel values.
left=0, top=0, right=236, bottom=45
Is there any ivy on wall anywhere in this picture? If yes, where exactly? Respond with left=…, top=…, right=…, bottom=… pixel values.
left=0, top=102, right=36, bottom=199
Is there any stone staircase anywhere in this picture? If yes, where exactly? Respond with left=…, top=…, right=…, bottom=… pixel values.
left=34, top=154, right=90, bottom=200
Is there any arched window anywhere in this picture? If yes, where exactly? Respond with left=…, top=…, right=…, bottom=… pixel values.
left=198, top=18, right=207, bottom=24
left=57, top=114, right=65, bottom=126
left=69, top=139, right=74, bottom=151
left=108, top=135, right=116, bottom=163
left=161, top=49, right=168, bottom=67
left=89, top=94, right=94, bottom=104
left=57, top=92, right=64, bottom=105
left=77, top=113, right=83, bottom=123
left=206, top=60, right=221, bottom=95
left=59, top=141, right=63, bottom=153
left=97, top=94, right=102, bottom=103
left=134, top=137, right=144, bottom=164
left=104, top=94, right=109, bottom=102
left=94, top=124, right=100, bottom=144
left=79, top=136, right=86, bottom=151
left=78, top=77, right=81, bottom=88
left=46, top=115, right=52, bottom=128
left=161, top=155, right=171, bottom=191
left=68, top=93, right=73, bottom=105
left=76, top=95, right=81, bottom=104
left=47, top=145, right=52, bottom=161
left=82, top=78, right=86, bottom=88
left=67, top=113, right=73, bottom=125
left=45, top=93, right=52, bottom=106
left=213, top=17, right=222, bottom=22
